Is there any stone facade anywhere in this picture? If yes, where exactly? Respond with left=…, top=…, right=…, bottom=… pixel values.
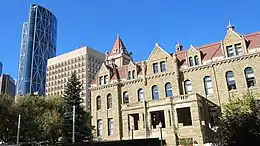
left=90, top=24, right=260, bottom=146
left=46, top=46, right=105, bottom=111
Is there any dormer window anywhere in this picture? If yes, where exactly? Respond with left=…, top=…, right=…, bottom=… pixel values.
left=194, top=55, right=199, bottom=66
left=132, top=70, right=135, bottom=79
left=153, top=63, right=159, bottom=73
left=189, top=57, right=194, bottom=67
left=235, top=43, right=243, bottom=55
left=160, top=61, right=166, bottom=72
left=128, top=71, right=131, bottom=80
left=104, top=75, right=108, bottom=84
left=226, top=43, right=243, bottom=57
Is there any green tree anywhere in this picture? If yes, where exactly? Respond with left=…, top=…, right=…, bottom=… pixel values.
left=61, top=72, right=93, bottom=142
left=0, top=94, right=16, bottom=143
left=39, top=96, right=62, bottom=143
left=214, top=92, right=260, bottom=146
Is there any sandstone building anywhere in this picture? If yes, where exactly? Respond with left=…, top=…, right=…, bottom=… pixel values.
left=46, top=46, right=105, bottom=111
left=90, top=24, right=260, bottom=145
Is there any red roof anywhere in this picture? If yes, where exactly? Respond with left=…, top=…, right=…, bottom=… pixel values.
left=109, top=34, right=128, bottom=56
left=92, top=32, right=260, bottom=85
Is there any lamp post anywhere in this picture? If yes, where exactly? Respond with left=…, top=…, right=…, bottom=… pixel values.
left=16, top=114, right=21, bottom=146
left=131, top=125, right=134, bottom=140
left=72, top=105, right=75, bottom=143
left=159, top=122, right=163, bottom=146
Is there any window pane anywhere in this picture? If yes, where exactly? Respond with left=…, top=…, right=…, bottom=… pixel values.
left=226, top=45, right=234, bottom=57
left=152, top=85, right=159, bottom=100
left=189, top=57, right=194, bottom=67
left=128, top=71, right=131, bottom=80
left=138, top=89, right=144, bottom=101
left=160, top=61, right=166, bottom=72
left=108, top=118, right=113, bottom=136
left=185, top=80, right=192, bottom=93
left=194, top=56, right=199, bottom=66
left=97, top=119, right=102, bottom=136
left=153, top=63, right=158, bottom=73
left=235, top=43, right=243, bottom=55
left=226, top=71, right=236, bottom=90
left=165, top=83, right=173, bottom=97
left=245, top=67, right=256, bottom=88
left=107, top=94, right=112, bottom=109
left=132, top=70, right=135, bottom=79
left=123, top=92, right=129, bottom=104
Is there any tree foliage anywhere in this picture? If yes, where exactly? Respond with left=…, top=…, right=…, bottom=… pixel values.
left=61, top=72, right=93, bottom=143
left=214, top=92, right=260, bottom=146
left=0, top=94, right=62, bottom=143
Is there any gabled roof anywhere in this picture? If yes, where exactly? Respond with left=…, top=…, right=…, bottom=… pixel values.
left=147, top=43, right=171, bottom=61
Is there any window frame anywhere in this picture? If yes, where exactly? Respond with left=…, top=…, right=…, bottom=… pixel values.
left=244, top=67, right=256, bottom=88
left=204, top=76, right=213, bottom=96
left=226, top=71, right=237, bottom=91
left=97, top=96, right=102, bottom=110
left=184, top=80, right=193, bottom=93
left=165, top=82, right=173, bottom=97
left=123, top=91, right=129, bottom=104
left=153, top=63, right=159, bottom=73
left=189, top=57, right=194, bottom=67
left=107, top=94, right=112, bottom=109
left=152, top=85, right=159, bottom=100
left=138, top=88, right=144, bottom=101
left=160, top=61, right=166, bottom=72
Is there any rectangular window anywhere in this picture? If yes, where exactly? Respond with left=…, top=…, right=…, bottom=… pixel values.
left=108, top=118, right=114, bottom=136
left=177, top=107, right=192, bottom=126
left=99, top=76, right=104, bottom=85
left=235, top=43, right=243, bottom=55
left=132, top=70, right=135, bottom=79
left=150, top=111, right=165, bottom=128
left=104, top=75, right=108, bottom=84
left=153, top=63, right=159, bottom=73
left=160, top=61, right=166, bottom=72
left=97, top=119, right=102, bottom=136
left=226, top=45, right=234, bottom=57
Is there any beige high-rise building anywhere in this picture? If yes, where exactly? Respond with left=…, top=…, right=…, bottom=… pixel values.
left=90, top=24, right=260, bottom=145
left=46, top=46, right=105, bottom=111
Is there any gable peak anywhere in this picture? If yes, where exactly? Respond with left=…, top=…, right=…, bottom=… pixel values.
left=227, top=21, right=235, bottom=31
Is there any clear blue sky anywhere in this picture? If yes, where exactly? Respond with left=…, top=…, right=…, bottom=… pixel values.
left=1, top=0, right=260, bottom=80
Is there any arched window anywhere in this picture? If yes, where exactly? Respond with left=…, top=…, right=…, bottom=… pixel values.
left=244, top=67, right=256, bottom=88
left=184, top=80, right=192, bottom=93
left=194, top=55, right=199, bottom=66
left=204, top=76, right=213, bottom=96
left=189, top=57, right=194, bottom=67
left=97, top=96, right=101, bottom=110
left=165, top=82, right=173, bottom=97
left=107, top=94, right=112, bottom=109
left=132, top=70, right=135, bottom=79
left=123, top=91, right=129, bottom=104
left=128, top=71, right=131, bottom=80
left=138, top=88, right=144, bottom=101
left=226, top=71, right=236, bottom=91
left=152, top=85, right=159, bottom=100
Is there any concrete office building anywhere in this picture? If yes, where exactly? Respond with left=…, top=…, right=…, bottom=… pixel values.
left=0, top=74, right=16, bottom=97
left=90, top=24, right=260, bottom=145
left=46, top=46, right=105, bottom=111
left=17, top=4, right=57, bottom=96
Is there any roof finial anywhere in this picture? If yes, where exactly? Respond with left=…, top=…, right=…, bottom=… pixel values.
left=175, top=40, right=183, bottom=52
left=117, top=33, right=120, bottom=40
left=227, top=20, right=235, bottom=31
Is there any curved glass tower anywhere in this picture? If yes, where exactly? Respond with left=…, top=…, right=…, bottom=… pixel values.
left=17, top=4, right=57, bottom=96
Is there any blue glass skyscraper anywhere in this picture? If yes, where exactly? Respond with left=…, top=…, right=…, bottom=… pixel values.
left=17, top=4, right=57, bottom=95
left=0, top=61, right=2, bottom=76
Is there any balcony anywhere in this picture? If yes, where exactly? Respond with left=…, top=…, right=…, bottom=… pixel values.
left=121, top=93, right=203, bottom=111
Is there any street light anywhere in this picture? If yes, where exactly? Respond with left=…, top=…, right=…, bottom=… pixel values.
left=131, top=125, right=134, bottom=140
left=159, top=122, right=163, bottom=146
